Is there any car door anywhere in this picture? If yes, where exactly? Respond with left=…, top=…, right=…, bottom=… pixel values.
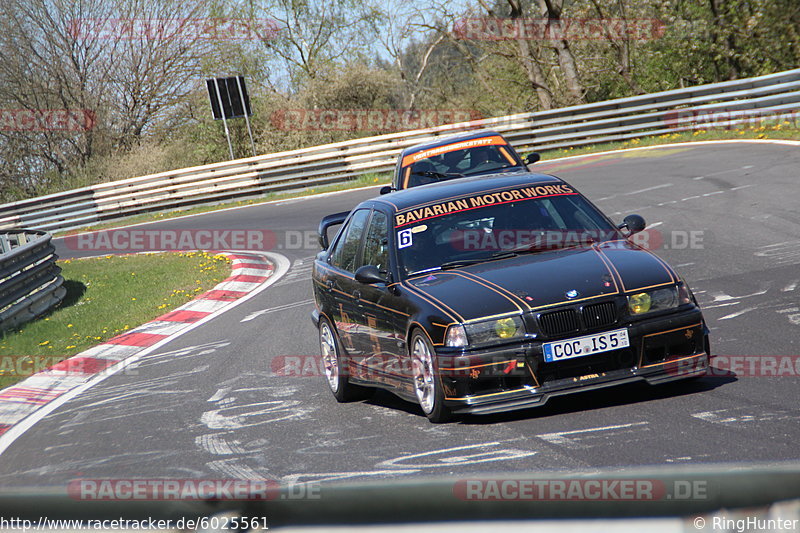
left=324, top=208, right=371, bottom=362
left=351, top=209, right=409, bottom=388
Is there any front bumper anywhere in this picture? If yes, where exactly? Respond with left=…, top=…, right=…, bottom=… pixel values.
left=437, top=307, right=709, bottom=415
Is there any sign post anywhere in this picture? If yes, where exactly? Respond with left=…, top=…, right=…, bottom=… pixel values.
left=206, top=76, right=256, bottom=159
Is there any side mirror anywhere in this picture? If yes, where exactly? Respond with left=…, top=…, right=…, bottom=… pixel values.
left=318, top=211, right=350, bottom=250
left=619, top=214, right=646, bottom=235
left=524, top=152, right=540, bottom=165
left=379, top=186, right=394, bottom=195
left=355, top=265, right=386, bottom=285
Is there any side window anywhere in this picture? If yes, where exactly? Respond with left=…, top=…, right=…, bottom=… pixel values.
left=361, top=211, right=389, bottom=272
left=329, top=209, right=370, bottom=272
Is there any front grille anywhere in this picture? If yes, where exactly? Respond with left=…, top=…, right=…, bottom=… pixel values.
left=582, top=301, right=617, bottom=329
left=538, top=309, right=580, bottom=336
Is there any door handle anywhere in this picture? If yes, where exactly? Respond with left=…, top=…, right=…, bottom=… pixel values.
left=353, top=290, right=362, bottom=301
left=326, top=279, right=336, bottom=291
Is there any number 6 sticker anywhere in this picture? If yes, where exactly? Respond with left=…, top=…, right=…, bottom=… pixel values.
left=398, top=229, right=413, bottom=248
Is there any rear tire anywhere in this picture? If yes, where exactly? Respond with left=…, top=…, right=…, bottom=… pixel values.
left=410, top=330, right=451, bottom=423
left=319, top=318, right=371, bottom=402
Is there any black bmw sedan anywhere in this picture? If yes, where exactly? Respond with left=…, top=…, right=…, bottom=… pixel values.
left=311, top=171, right=710, bottom=422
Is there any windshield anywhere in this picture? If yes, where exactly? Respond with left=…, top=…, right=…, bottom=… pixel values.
left=401, top=136, right=523, bottom=188
left=396, top=188, right=620, bottom=277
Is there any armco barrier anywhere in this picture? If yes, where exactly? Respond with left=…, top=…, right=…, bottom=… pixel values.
left=0, top=231, right=65, bottom=332
left=2, top=68, right=799, bottom=233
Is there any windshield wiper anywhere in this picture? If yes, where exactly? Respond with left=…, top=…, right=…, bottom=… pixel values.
left=407, top=266, right=442, bottom=276
left=505, top=235, right=598, bottom=254
left=439, top=251, right=519, bottom=270
left=462, top=163, right=523, bottom=176
left=411, top=170, right=463, bottom=181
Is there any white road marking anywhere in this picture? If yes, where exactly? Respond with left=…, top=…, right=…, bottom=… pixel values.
left=241, top=300, right=315, bottom=322
left=200, top=400, right=310, bottom=429
left=719, top=307, right=757, bottom=320
left=207, top=388, right=231, bottom=403
left=781, top=281, right=798, bottom=292
left=709, top=289, right=768, bottom=302
left=692, top=409, right=800, bottom=425
left=128, top=320, right=192, bottom=336
left=702, top=191, right=724, bottom=197
left=703, top=302, right=740, bottom=309
left=213, top=280, right=262, bottom=292
left=675, top=262, right=695, bottom=268
left=181, top=298, right=234, bottom=313
left=681, top=195, right=700, bottom=201
left=280, top=470, right=422, bottom=485
left=376, top=442, right=537, bottom=469
left=536, top=422, right=649, bottom=448
left=624, top=183, right=673, bottom=196
left=596, top=183, right=672, bottom=202
left=231, top=267, right=273, bottom=276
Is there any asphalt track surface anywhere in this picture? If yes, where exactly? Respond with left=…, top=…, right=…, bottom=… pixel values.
left=2, top=141, right=799, bottom=487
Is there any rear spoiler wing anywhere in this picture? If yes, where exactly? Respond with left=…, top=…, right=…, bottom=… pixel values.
left=318, top=211, right=350, bottom=250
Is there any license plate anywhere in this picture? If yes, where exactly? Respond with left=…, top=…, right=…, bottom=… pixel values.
left=543, top=328, right=629, bottom=363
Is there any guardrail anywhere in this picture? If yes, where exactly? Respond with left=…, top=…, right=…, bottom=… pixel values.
left=0, top=231, right=65, bottom=332
left=2, top=68, right=799, bottom=233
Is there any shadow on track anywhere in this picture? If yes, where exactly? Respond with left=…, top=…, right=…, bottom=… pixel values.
left=357, top=375, right=734, bottom=424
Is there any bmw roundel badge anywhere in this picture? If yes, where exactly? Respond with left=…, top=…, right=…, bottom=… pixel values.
left=566, top=289, right=579, bottom=299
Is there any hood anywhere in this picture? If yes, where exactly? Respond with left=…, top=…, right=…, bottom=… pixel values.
left=405, top=241, right=676, bottom=322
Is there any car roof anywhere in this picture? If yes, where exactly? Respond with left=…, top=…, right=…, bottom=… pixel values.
left=372, top=171, right=566, bottom=213
left=399, top=129, right=507, bottom=158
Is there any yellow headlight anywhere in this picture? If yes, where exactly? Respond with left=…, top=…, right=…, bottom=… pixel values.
left=629, top=292, right=652, bottom=314
left=495, top=318, right=518, bottom=338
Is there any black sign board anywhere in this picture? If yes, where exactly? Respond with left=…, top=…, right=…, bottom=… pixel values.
left=206, top=76, right=252, bottom=120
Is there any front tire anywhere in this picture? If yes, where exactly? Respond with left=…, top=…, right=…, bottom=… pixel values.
left=410, top=330, right=451, bottom=423
left=319, top=318, right=371, bottom=402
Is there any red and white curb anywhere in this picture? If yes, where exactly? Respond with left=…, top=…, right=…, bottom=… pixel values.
left=0, top=251, right=290, bottom=452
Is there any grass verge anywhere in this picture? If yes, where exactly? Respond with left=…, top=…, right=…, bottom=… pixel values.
left=0, top=251, right=231, bottom=389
